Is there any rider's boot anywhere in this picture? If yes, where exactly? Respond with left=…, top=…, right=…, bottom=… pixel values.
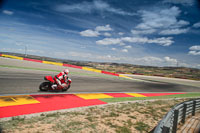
left=51, top=84, right=57, bottom=90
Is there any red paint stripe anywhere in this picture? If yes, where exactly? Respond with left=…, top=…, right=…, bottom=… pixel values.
left=139, top=93, right=185, bottom=97
left=102, top=71, right=119, bottom=76
left=0, top=94, right=106, bottom=118
left=63, top=63, right=82, bottom=69
left=105, top=93, right=133, bottom=98
left=24, top=58, right=42, bottom=63
left=134, top=73, right=144, bottom=75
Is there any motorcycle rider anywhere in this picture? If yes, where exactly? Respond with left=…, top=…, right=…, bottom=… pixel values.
left=52, top=69, right=69, bottom=90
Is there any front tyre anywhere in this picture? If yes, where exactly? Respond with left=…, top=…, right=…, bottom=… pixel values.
left=39, top=82, right=51, bottom=91
left=62, top=85, right=70, bottom=91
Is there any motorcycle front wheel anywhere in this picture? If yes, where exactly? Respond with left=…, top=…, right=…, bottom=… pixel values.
left=39, top=82, right=51, bottom=91
left=62, top=85, right=71, bottom=91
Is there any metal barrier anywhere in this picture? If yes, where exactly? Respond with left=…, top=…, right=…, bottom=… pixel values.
left=154, top=98, right=200, bottom=133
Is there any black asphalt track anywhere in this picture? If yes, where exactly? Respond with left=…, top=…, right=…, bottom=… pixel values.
left=0, top=58, right=199, bottom=95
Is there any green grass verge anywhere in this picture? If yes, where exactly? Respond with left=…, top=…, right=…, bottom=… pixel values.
left=0, top=65, right=60, bottom=72
left=100, top=93, right=200, bottom=103
left=0, top=65, right=130, bottom=80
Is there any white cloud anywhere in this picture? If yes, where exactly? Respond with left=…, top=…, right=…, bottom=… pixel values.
left=163, top=0, right=194, bottom=6
left=80, top=24, right=112, bottom=37
left=136, top=6, right=189, bottom=30
left=129, top=56, right=179, bottom=66
left=128, top=56, right=163, bottom=66
left=159, top=28, right=189, bottom=35
left=189, top=45, right=200, bottom=51
left=55, top=0, right=136, bottom=16
left=122, top=37, right=174, bottom=46
left=103, top=32, right=112, bottom=37
left=176, top=20, right=190, bottom=27
left=118, top=32, right=124, bottom=36
left=139, top=56, right=163, bottom=62
left=148, top=37, right=174, bottom=46
left=189, top=45, right=200, bottom=55
left=136, top=23, right=152, bottom=30
left=121, top=37, right=149, bottom=43
left=124, top=45, right=132, bottom=49
left=164, top=56, right=177, bottom=64
left=96, top=36, right=174, bottom=46
left=193, top=22, right=200, bottom=28
left=96, top=38, right=121, bottom=45
left=121, top=49, right=128, bottom=52
left=188, top=51, right=200, bottom=55
left=96, top=24, right=112, bottom=31
left=111, top=48, right=117, bottom=51
left=80, top=29, right=100, bottom=37
left=2, top=10, right=14, bottom=15
left=131, top=29, right=156, bottom=35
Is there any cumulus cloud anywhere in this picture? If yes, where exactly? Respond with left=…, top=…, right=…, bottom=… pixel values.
left=96, top=36, right=174, bottom=46
left=80, top=29, right=100, bottom=37
left=189, top=45, right=200, bottom=51
left=118, top=32, right=124, bottom=36
left=121, top=37, right=149, bottom=44
left=131, top=29, right=156, bottom=35
left=189, top=45, right=200, bottom=55
left=159, top=28, right=189, bottom=35
left=136, top=6, right=189, bottom=30
left=103, top=32, right=112, bottom=37
left=130, top=56, right=178, bottom=66
left=111, top=48, right=117, bottom=51
left=55, top=0, right=136, bottom=16
left=80, top=24, right=112, bottom=37
left=193, top=22, right=200, bottom=28
left=121, top=37, right=174, bottom=46
left=138, top=56, right=163, bottom=62
left=124, top=45, right=132, bottom=49
left=129, top=56, right=163, bottom=66
left=96, top=38, right=121, bottom=45
left=188, top=51, right=200, bottom=55
left=95, top=24, right=112, bottom=31
left=164, top=56, right=177, bottom=64
left=2, top=10, right=14, bottom=15
left=121, top=49, right=128, bottom=52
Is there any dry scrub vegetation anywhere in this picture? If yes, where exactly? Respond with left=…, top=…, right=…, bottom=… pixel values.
left=0, top=99, right=189, bottom=133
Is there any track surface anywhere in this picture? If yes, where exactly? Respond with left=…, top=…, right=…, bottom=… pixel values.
left=0, top=58, right=200, bottom=95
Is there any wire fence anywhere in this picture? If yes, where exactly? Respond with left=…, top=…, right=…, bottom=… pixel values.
left=154, top=98, right=200, bottom=133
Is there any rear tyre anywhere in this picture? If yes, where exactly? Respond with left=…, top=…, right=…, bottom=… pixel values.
left=39, top=82, right=51, bottom=91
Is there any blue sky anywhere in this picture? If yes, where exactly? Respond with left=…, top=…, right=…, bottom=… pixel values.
left=0, top=0, right=200, bottom=68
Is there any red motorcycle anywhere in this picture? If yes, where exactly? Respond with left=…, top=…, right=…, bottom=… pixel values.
left=39, top=76, right=71, bottom=91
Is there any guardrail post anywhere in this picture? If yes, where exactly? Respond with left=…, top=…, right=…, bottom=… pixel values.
left=182, top=104, right=187, bottom=124
left=172, top=110, right=179, bottom=133
left=192, top=100, right=196, bottom=116
left=162, top=126, right=170, bottom=133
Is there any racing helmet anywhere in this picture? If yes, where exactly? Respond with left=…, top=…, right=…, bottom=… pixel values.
left=63, top=69, right=69, bottom=74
